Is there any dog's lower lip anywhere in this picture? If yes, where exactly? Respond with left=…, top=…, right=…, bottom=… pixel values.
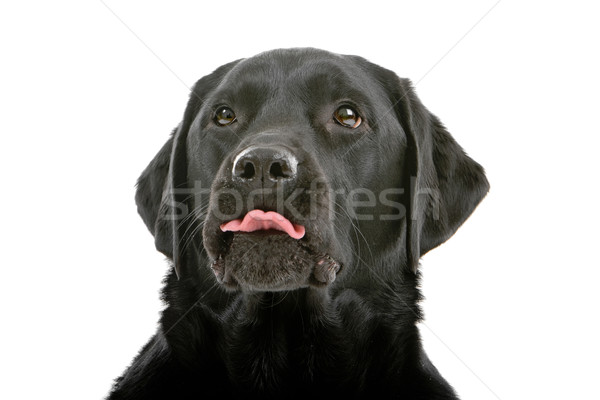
left=210, top=257, right=224, bottom=282
left=216, top=230, right=297, bottom=254
left=209, top=234, right=342, bottom=288
left=313, top=255, right=341, bottom=284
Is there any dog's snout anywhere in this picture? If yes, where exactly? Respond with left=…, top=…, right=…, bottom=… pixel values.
left=232, top=146, right=297, bottom=182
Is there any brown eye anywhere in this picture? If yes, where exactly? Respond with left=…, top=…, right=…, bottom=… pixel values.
left=215, top=107, right=236, bottom=126
left=333, top=106, right=362, bottom=128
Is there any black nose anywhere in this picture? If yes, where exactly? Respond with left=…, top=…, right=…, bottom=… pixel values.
left=232, top=146, right=298, bottom=182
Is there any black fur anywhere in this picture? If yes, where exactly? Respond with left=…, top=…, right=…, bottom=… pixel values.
left=108, top=48, right=489, bottom=399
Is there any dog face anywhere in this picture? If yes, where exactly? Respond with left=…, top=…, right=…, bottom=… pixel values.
left=116, top=48, right=489, bottom=398
left=136, top=48, right=489, bottom=293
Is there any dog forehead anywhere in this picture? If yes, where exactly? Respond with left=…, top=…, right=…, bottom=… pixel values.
left=217, top=49, right=382, bottom=102
left=234, top=48, right=347, bottom=78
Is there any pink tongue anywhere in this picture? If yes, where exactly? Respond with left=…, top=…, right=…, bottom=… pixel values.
left=220, top=210, right=305, bottom=239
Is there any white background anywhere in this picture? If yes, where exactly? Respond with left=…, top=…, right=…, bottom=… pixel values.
left=1, top=1, right=599, bottom=399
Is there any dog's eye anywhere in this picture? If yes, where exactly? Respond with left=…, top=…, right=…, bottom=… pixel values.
left=214, top=107, right=236, bottom=126
left=333, top=106, right=362, bottom=129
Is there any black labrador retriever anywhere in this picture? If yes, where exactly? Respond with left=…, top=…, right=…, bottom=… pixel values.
left=108, top=48, right=489, bottom=399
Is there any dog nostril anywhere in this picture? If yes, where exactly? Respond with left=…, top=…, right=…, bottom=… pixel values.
left=269, top=162, right=285, bottom=179
left=269, top=161, right=287, bottom=180
left=233, top=158, right=257, bottom=180
left=241, top=161, right=255, bottom=179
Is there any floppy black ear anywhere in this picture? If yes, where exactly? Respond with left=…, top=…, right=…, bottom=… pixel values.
left=135, top=133, right=176, bottom=259
left=394, top=78, right=490, bottom=272
left=135, top=114, right=194, bottom=279
left=134, top=60, right=242, bottom=277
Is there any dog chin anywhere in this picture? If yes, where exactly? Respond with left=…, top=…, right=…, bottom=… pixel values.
left=208, top=232, right=341, bottom=292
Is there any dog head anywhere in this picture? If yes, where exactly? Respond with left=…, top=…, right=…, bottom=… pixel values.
left=135, top=48, right=488, bottom=292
